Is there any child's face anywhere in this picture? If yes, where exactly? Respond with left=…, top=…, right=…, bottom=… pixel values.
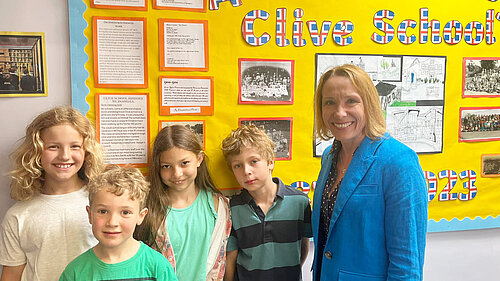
left=87, top=187, right=147, bottom=250
left=160, top=147, right=203, bottom=193
left=228, top=147, right=274, bottom=193
left=40, top=124, right=85, bottom=190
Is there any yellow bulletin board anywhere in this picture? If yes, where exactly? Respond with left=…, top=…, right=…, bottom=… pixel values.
left=69, top=0, right=500, bottom=232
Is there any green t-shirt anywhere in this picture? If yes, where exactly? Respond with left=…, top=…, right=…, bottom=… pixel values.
left=167, top=188, right=217, bottom=281
left=59, top=242, right=177, bottom=281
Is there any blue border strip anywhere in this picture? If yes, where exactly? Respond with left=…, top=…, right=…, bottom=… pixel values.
left=68, top=0, right=90, bottom=115
left=428, top=216, right=500, bottom=232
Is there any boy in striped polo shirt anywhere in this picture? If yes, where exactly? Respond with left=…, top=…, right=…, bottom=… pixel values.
left=221, top=125, right=312, bottom=281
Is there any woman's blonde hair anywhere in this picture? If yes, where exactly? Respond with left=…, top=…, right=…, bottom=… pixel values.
left=9, top=106, right=104, bottom=201
left=315, top=64, right=386, bottom=141
left=134, top=125, right=220, bottom=247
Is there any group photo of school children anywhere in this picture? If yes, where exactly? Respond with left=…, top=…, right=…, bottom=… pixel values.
left=0, top=64, right=429, bottom=281
left=8, top=0, right=500, bottom=279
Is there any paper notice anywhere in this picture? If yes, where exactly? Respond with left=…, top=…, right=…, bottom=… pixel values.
left=162, top=21, right=206, bottom=69
left=98, top=94, right=149, bottom=164
left=156, top=0, right=203, bottom=9
left=161, top=77, right=211, bottom=107
left=96, top=18, right=145, bottom=85
left=93, top=0, right=145, bottom=7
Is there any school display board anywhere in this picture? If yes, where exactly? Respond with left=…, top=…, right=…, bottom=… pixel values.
left=69, top=0, right=500, bottom=232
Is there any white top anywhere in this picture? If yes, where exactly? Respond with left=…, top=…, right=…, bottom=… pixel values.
left=0, top=187, right=97, bottom=281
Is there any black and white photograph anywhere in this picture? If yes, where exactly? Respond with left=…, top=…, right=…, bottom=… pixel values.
left=315, top=53, right=446, bottom=155
left=239, top=58, right=294, bottom=104
left=239, top=117, right=293, bottom=160
left=315, top=54, right=402, bottom=82
left=463, top=57, right=500, bottom=98
left=313, top=137, right=334, bottom=158
left=0, top=32, right=47, bottom=97
left=159, top=120, right=205, bottom=149
left=482, top=154, right=500, bottom=177
left=460, top=107, right=500, bottom=142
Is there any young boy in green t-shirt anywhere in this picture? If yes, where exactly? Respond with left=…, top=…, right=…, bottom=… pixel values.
left=59, top=165, right=178, bottom=281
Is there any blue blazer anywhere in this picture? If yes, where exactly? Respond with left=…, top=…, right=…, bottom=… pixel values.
left=312, top=133, right=427, bottom=281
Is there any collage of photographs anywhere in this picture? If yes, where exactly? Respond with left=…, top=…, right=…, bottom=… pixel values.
left=461, top=57, right=500, bottom=177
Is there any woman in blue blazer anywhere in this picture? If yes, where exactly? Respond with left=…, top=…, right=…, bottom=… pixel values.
left=312, top=64, right=427, bottom=281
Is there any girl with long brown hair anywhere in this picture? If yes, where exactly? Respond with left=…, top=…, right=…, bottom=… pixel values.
left=135, top=125, right=231, bottom=281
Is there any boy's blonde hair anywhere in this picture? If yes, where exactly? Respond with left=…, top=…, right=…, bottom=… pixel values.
left=9, top=106, right=104, bottom=201
left=88, top=165, right=149, bottom=209
left=221, top=124, right=275, bottom=165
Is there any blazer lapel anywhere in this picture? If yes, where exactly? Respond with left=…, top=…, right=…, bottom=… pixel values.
left=327, top=135, right=385, bottom=235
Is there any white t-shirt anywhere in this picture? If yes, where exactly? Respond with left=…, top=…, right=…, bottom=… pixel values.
left=0, top=188, right=97, bottom=281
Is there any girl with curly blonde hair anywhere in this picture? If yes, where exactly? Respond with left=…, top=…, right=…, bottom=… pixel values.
left=0, top=106, right=104, bottom=281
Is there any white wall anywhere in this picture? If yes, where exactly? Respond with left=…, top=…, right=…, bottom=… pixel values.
left=300, top=228, right=500, bottom=281
left=424, top=228, right=500, bottom=281
left=0, top=0, right=70, bottom=274
left=1, top=1, right=500, bottom=280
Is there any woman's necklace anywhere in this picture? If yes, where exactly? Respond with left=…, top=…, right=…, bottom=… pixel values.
left=341, top=167, right=347, bottom=175
left=338, top=149, right=354, bottom=178
left=327, top=156, right=348, bottom=198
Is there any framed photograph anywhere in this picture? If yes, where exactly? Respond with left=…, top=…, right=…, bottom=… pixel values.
left=90, top=0, right=147, bottom=11
left=239, top=117, right=293, bottom=160
left=0, top=32, right=47, bottom=97
left=153, top=0, right=206, bottom=12
left=159, top=120, right=206, bottom=149
left=239, top=58, right=294, bottom=104
left=463, top=57, right=500, bottom=98
left=459, top=107, right=500, bottom=142
left=482, top=154, right=500, bottom=177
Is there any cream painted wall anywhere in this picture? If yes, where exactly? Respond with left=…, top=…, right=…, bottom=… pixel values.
left=0, top=0, right=71, bottom=275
